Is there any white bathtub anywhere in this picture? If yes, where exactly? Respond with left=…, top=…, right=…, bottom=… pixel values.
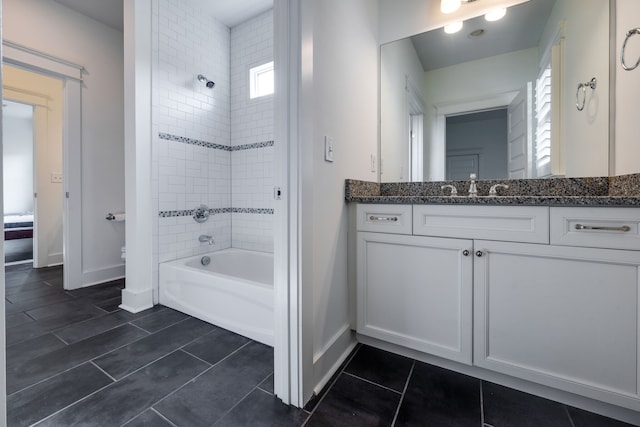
left=159, top=248, right=274, bottom=346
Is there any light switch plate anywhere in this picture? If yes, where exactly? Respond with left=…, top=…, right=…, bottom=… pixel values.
left=324, top=136, right=334, bottom=162
left=51, top=173, right=63, bottom=183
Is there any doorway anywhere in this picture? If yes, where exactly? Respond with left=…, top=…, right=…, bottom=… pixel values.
left=445, top=109, right=508, bottom=180
left=3, top=100, right=35, bottom=265
left=2, top=65, right=64, bottom=271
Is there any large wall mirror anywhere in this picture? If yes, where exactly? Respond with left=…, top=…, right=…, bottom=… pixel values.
left=380, top=0, right=612, bottom=182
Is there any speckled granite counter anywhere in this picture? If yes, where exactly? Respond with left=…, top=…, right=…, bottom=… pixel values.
left=345, top=174, right=640, bottom=207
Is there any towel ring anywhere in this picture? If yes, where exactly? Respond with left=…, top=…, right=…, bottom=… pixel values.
left=576, top=77, right=596, bottom=112
left=621, top=28, right=640, bottom=71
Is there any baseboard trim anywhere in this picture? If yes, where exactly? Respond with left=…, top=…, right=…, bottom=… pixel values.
left=313, top=324, right=356, bottom=395
left=81, top=265, right=125, bottom=287
left=120, top=287, right=154, bottom=313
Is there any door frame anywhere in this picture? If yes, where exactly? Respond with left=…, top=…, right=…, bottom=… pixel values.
left=2, top=41, right=83, bottom=289
left=273, top=0, right=303, bottom=407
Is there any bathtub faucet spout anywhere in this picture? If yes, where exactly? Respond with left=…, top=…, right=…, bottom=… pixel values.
left=199, top=234, right=215, bottom=245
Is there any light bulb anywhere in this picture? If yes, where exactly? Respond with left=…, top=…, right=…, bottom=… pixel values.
left=444, top=21, right=463, bottom=34
left=485, top=8, right=507, bottom=21
left=441, top=0, right=461, bottom=14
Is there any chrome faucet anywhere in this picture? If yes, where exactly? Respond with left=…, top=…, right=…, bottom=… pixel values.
left=489, top=183, right=509, bottom=197
left=468, top=173, right=478, bottom=197
left=440, top=184, right=458, bottom=196
left=199, top=234, right=215, bottom=245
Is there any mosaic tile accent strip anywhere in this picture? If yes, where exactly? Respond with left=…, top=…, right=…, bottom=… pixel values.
left=159, top=207, right=273, bottom=218
left=159, top=133, right=274, bottom=152
left=158, top=133, right=230, bottom=151
left=231, top=141, right=274, bottom=151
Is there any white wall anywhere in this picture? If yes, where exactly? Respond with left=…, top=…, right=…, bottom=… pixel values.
left=231, top=10, right=275, bottom=253
left=423, top=48, right=538, bottom=180
left=299, top=0, right=378, bottom=401
left=4, top=0, right=125, bottom=283
left=380, top=38, right=425, bottom=182
left=2, top=113, right=33, bottom=214
left=540, top=0, right=610, bottom=177
left=152, top=0, right=232, bottom=286
left=614, top=0, right=640, bottom=175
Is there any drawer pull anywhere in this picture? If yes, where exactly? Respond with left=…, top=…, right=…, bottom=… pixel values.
left=574, top=224, right=631, bottom=232
left=369, top=215, right=399, bottom=222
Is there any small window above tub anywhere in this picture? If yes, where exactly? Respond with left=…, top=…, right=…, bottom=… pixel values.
left=249, top=61, right=274, bottom=99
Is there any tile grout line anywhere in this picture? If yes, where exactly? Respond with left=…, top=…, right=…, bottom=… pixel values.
left=210, top=381, right=266, bottom=426
left=302, top=344, right=363, bottom=426
left=390, top=360, right=415, bottom=427
left=32, top=339, right=223, bottom=427
left=8, top=321, right=159, bottom=397
left=147, top=340, right=255, bottom=420
left=342, top=371, right=403, bottom=395
left=128, top=314, right=192, bottom=335
left=150, top=408, right=179, bottom=427
left=90, top=360, right=118, bottom=383
left=26, top=365, right=124, bottom=426
left=564, top=405, right=577, bottom=427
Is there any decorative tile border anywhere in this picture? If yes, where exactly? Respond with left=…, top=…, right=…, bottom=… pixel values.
left=158, top=133, right=274, bottom=152
left=158, top=133, right=230, bottom=151
left=232, top=208, right=274, bottom=214
left=159, top=207, right=273, bottom=218
left=231, top=141, right=274, bottom=151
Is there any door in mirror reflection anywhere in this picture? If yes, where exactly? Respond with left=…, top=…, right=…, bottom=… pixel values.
left=446, top=109, right=508, bottom=180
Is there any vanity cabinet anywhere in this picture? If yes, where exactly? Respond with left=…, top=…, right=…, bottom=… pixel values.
left=355, top=203, right=640, bottom=412
left=357, top=232, right=473, bottom=364
left=474, top=240, right=640, bottom=408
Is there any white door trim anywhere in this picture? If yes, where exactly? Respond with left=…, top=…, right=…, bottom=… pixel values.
left=273, top=0, right=302, bottom=407
left=1, top=49, right=83, bottom=289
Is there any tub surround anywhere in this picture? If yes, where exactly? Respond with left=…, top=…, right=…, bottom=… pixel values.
left=345, top=173, right=640, bottom=206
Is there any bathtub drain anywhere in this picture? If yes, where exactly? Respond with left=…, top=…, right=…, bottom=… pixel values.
left=201, top=256, right=211, bottom=266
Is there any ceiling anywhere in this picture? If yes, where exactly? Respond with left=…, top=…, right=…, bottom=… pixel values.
left=52, top=0, right=273, bottom=32
left=410, top=0, right=556, bottom=71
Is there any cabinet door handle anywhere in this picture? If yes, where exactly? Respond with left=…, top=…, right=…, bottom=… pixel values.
left=574, top=224, right=631, bottom=232
left=475, top=251, right=484, bottom=257
left=369, top=215, right=399, bottom=222
left=462, top=250, right=470, bottom=256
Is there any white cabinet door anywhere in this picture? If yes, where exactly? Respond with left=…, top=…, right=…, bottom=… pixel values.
left=357, top=232, right=473, bottom=364
left=474, top=240, right=640, bottom=410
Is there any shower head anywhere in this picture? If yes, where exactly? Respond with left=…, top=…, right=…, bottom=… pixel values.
left=197, top=74, right=215, bottom=89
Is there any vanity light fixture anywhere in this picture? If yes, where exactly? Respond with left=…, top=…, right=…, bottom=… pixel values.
left=444, top=21, right=464, bottom=34
left=485, top=7, right=507, bottom=21
left=441, top=0, right=461, bottom=14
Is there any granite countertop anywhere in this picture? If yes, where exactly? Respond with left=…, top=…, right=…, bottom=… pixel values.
left=345, top=174, right=640, bottom=207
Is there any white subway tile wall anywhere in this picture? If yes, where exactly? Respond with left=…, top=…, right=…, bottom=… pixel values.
left=231, top=10, right=274, bottom=253
left=152, top=0, right=232, bottom=285
left=151, top=1, right=275, bottom=291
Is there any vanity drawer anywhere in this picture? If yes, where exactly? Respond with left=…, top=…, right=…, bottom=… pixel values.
left=413, top=205, right=549, bottom=244
left=550, top=207, right=640, bottom=250
left=356, top=204, right=412, bottom=234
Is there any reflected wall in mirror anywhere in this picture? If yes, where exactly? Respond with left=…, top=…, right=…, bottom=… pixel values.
left=380, top=0, right=611, bottom=182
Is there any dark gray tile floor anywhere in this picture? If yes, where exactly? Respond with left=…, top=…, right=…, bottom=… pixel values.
left=304, top=345, right=637, bottom=427
left=4, top=238, right=32, bottom=264
left=4, top=264, right=297, bottom=426
left=5, top=263, right=636, bottom=426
